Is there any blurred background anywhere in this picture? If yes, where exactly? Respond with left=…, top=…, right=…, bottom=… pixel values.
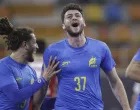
left=0, top=0, right=140, bottom=109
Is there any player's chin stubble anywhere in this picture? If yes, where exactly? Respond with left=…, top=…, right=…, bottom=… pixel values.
left=67, top=27, right=83, bottom=37
left=27, top=51, right=34, bottom=62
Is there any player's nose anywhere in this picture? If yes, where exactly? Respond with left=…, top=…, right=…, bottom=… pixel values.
left=72, top=15, right=77, bottom=20
left=36, top=43, right=39, bottom=50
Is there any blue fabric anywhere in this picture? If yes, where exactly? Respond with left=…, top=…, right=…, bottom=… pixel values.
left=43, top=37, right=116, bottom=110
left=134, top=94, right=140, bottom=110
left=133, top=49, right=140, bottom=61
left=0, top=56, right=46, bottom=110
left=104, top=3, right=122, bottom=22
left=133, top=49, right=140, bottom=110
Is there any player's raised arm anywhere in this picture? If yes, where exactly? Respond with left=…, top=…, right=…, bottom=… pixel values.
left=32, top=56, right=61, bottom=109
left=126, top=60, right=140, bottom=82
left=43, top=56, right=61, bottom=81
left=0, top=56, right=60, bottom=104
left=125, top=49, right=140, bottom=110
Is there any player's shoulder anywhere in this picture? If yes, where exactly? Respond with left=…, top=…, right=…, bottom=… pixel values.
left=87, top=37, right=108, bottom=48
left=49, top=39, right=65, bottom=49
left=0, top=56, right=9, bottom=65
left=137, top=48, right=140, bottom=53
left=135, top=48, right=140, bottom=56
left=45, top=39, right=66, bottom=52
left=0, top=57, right=11, bottom=71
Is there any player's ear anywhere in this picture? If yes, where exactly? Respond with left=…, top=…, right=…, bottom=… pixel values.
left=84, top=23, right=86, bottom=27
left=83, top=20, right=86, bottom=27
left=22, top=41, right=26, bottom=48
left=22, top=41, right=29, bottom=50
left=62, top=24, right=66, bottom=30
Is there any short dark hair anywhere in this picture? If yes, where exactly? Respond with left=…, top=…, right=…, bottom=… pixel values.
left=61, top=3, right=83, bottom=22
left=0, top=17, right=33, bottom=51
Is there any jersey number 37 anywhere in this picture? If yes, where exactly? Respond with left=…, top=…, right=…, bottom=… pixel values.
left=74, top=76, right=86, bottom=91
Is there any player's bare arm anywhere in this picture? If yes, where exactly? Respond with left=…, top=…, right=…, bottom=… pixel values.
left=125, top=60, right=140, bottom=83
left=105, top=67, right=131, bottom=110
left=32, top=56, right=60, bottom=110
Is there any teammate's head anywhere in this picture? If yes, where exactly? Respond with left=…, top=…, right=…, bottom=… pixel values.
left=61, top=3, right=86, bottom=37
left=0, top=17, right=38, bottom=62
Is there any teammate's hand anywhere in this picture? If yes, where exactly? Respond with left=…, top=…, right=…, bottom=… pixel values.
left=43, top=56, right=61, bottom=81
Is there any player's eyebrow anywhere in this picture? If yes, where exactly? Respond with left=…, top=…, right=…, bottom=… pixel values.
left=66, top=14, right=73, bottom=16
left=75, top=13, right=80, bottom=15
left=66, top=13, right=80, bottom=17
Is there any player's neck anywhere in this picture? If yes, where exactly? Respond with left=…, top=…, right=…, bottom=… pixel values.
left=67, top=32, right=86, bottom=48
left=10, top=50, right=28, bottom=64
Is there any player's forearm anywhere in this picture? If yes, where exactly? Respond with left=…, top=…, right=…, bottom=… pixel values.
left=2, top=77, right=47, bottom=104
left=110, top=79, right=130, bottom=110
left=32, top=84, right=49, bottom=109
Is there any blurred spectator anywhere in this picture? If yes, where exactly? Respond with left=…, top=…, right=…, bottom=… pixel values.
left=104, top=1, right=123, bottom=23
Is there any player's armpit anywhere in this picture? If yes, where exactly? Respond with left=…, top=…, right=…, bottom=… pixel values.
left=125, top=60, right=140, bottom=83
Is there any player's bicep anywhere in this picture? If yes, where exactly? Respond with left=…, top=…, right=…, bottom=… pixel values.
left=105, top=67, right=119, bottom=84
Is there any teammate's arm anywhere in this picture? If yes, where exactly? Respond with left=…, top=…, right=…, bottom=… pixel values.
left=0, top=56, right=60, bottom=106
left=125, top=49, right=140, bottom=82
left=125, top=60, right=140, bottom=82
left=2, top=77, right=47, bottom=105
left=105, top=67, right=131, bottom=110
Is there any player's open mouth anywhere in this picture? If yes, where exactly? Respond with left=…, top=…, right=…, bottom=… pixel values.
left=71, top=23, right=79, bottom=27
